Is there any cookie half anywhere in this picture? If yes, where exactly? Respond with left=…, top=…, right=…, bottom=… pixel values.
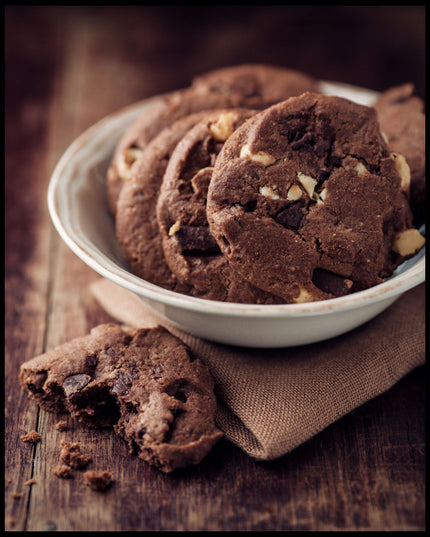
left=207, top=92, right=424, bottom=303
left=19, top=324, right=222, bottom=472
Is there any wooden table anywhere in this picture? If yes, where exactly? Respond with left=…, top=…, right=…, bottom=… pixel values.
left=5, top=6, right=425, bottom=531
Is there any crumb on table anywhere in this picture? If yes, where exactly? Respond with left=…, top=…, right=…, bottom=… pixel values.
left=60, top=440, right=92, bottom=469
left=52, top=465, right=73, bottom=479
left=20, top=430, right=41, bottom=444
left=83, top=470, right=113, bottom=491
left=55, top=420, right=68, bottom=432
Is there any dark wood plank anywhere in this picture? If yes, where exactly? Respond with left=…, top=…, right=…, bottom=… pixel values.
left=5, top=8, right=66, bottom=530
left=5, top=5, right=425, bottom=532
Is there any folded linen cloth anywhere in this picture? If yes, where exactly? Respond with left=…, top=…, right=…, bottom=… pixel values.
left=91, top=279, right=425, bottom=460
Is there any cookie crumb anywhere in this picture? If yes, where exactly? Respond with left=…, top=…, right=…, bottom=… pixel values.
left=12, top=492, right=23, bottom=500
left=8, top=517, right=16, bottom=527
left=55, top=419, right=68, bottom=432
left=25, top=478, right=36, bottom=486
left=20, top=430, right=41, bottom=444
left=83, top=470, right=113, bottom=492
left=60, top=440, right=92, bottom=469
left=52, top=465, right=73, bottom=479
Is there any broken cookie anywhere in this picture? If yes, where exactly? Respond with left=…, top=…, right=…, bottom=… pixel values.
left=19, top=323, right=222, bottom=473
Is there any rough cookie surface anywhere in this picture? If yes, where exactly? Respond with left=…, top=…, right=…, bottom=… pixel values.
left=374, top=83, right=425, bottom=226
left=207, top=92, right=423, bottom=303
left=106, top=64, right=318, bottom=214
left=19, top=324, right=222, bottom=473
left=156, top=109, right=285, bottom=303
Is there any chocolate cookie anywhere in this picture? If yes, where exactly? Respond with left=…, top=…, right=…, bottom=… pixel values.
left=206, top=92, right=424, bottom=303
left=374, top=83, right=425, bottom=226
left=156, top=109, right=285, bottom=303
left=107, top=64, right=318, bottom=214
left=115, top=111, right=213, bottom=292
left=190, top=63, right=319, bottom=109
left=19, top=323, right=222, bottom=473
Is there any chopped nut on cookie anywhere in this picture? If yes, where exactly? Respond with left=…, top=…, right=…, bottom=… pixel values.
left=240, top=145, right=276, bottom=166
left=392, top=228, right=425, bottom=257
left=209, top=112, right=236, bottom=141
left=117, top=147, right=143, bottom=181
left=391, top=152, right=411, bottom=193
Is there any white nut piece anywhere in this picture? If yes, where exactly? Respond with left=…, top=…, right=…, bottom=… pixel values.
left=297, top=172, right=317, bottom=198
left=117, top=147, right=143, bottom=180
left=240, top=144, right=276, bottom=166
left=391, top=152, right=411, bottom=193
left=287, top=184, right=303, bottom=201
left=259, top=185, right=280, bottom=200
left=355, top=162, right=368, bottom=176
left=312, top=187, right=328, bottom=204
left=293, top=288, right=315, bottom=303
left=168, top=220, right=181, bottom=237
left=392, top=228, right=425, bottom=257
left=209, top=112, right=236, bottom=142
left=316, top=187, right=328, bottom=205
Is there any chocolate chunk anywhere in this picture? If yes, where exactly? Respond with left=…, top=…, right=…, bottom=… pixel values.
left=112, top=372, right=133, bottom=396
left=63, top=374, right=92, bottom=396
left=318, top=169, right=330, bottom=182
left=329, top=155, right=343, bottom=167
left=175, top=225, right=220, bottom=254
left=242, top=199, right=257, bottom=212
left=275, top=202, right=305, bottom=230
left=27, top=371, right=47, bottom=394
left=312, top=268, right=353, bottom=297
left=85, top=354, right=98, bottom=369
left=289, top=130, right=314, bottom=149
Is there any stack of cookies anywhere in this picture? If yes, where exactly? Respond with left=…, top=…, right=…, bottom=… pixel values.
left=111, top=64, right=425, bottom=304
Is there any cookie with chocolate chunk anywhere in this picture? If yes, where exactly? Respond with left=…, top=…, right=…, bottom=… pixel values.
left=206, top=92, right=424, bottom=303
left=107, top=64, right=318, bottom=215
left=156, top=109, right=285, bottom=303
left=374, top=83, right=425, bottom=226
left=19, top=324, right=222, bottom=473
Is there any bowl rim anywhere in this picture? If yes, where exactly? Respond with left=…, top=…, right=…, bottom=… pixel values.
left=47, top=82, right=425, bottom=320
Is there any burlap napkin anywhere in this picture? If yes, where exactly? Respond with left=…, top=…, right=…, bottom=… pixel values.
left=91, top=279, right=425, bottom=460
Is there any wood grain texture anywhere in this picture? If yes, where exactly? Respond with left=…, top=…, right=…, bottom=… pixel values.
left=5, top=6, right=425, bottom=531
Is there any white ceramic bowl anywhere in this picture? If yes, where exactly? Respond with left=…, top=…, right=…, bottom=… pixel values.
left=47, top=82, right=425, bottom=348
